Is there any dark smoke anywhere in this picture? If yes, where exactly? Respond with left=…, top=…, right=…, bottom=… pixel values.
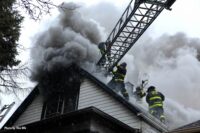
left=38, top=64, right=81, bottom=101
left=30, top=2, right=103, bottom=82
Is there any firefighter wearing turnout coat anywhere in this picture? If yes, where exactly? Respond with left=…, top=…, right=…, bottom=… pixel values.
left=98, top=42, right=106, bottom=55
left=108, top=62, right=129, bottom=100
left=146, top=86, right=165, bottom=123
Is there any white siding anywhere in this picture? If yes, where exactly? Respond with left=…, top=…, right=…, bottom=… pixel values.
left=79, top=79, right=138, bottom=128
left=13, top=95, right=43, bottom=126
left=78, top=79, right=161, bottom=133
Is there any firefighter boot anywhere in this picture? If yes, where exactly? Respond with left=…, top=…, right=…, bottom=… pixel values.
left=121, top=89, right=129, bottom=100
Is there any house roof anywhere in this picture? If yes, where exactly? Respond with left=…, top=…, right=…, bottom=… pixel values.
left=169, top=120, right=200, bottom=133
left=179, top=120, right=200, bottom=129
left=2, top=65, right=168, bottom=132
left=2, top=87, right=39, bottom=127
left=1, top=107, right=139, bottom=133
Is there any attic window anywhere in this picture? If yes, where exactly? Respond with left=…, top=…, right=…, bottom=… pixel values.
left=40, top=65, right=81, bottom=119
left=42, top=90, right=79, bottom=119
left=43, top=95, right=64, bottom=118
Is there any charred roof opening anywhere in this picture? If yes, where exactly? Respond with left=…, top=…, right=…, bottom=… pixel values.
left=38, top=64, right=82, bottom=119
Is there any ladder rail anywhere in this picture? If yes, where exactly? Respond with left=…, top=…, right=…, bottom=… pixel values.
left=97, top=0, right=176, bottom=71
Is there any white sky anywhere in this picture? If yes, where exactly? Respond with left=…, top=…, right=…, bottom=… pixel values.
left=18, top=0, right=200, bottom=61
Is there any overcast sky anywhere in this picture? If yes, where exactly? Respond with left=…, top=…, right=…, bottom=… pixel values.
left=18, top=0, right=200, bottom=61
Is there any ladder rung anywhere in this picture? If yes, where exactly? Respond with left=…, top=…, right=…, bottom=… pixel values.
left=135, top=13, right=154, bottom=18
left=121, top=31, right=131, bottom=34
left=112, top=47, right=129, bottom=51
left=130, top=20, right=148, bottom=24
left=138, top=7, right=160, bottom=12
left=126, top=25, right=144, bottom=30
left=122, top=31, right=140, bottom=35
left=115, top=40, right=131, bottom=44
left=118, top=36, right=136, bottom=40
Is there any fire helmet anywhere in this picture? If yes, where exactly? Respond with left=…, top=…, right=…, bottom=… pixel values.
left=147, top=86, right=156, bottom=93
left=120, top=62, right=127, bottom=68
left=136, top=86, right=141, bottom=91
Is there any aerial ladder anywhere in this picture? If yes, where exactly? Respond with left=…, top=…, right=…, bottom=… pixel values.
left=97, top=0, right=176, bottom=126
left=97, top=0, right=176, bottom=71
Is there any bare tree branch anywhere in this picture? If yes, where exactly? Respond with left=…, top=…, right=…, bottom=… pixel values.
left=15, top=0, right=57, bottom=20
left=0, top=63, right=32, bottom=98
left=15, top=0, right=81, bottom=21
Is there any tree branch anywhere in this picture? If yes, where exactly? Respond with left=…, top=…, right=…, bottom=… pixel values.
left=15, top=0, right=57, bottom=20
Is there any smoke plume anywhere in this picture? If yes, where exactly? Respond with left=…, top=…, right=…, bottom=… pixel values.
left=30, top=1, right=200, bottom=129
left=30, top=2, right=103, bottom=82
left=123, top=33, right=200, bottom=128
left=79, top=2, right=122, bottom=37
left=85, top=1, right=200, bottom=127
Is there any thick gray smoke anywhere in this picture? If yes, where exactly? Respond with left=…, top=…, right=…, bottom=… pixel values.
left=30, top=1, right=200, bottom=129
left=122, top=33, right=200, bottom=128
left=79, top=2, right=123, bottom=37
left=75, top=2, right=200, bottom=129
left=31, top=2, right=103, bottom=81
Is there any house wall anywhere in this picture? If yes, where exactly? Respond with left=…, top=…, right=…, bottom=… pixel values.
left=11, top=77, right=164, bottom=133
left=78, top=78, right=161, bottom=133
left=13, top=95, right=43, bottom=126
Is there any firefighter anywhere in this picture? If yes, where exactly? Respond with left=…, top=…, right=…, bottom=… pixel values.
left=98, top=42, right=106, bottom=55
left=107, top=62, right=129, bottom=100
left=98, top=41, right=112, bottom=61
left=146, top=86, right=165, bottom=123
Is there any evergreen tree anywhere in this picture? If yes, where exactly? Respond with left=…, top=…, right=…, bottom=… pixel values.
left=0, top=0, right=55, bottom=95
left=0, top=0, right=23, bottom=71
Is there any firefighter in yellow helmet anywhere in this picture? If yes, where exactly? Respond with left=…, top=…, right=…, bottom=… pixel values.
left=146, top=86, right=165, bottom=123
left=108, top=62, right=129, bottom=100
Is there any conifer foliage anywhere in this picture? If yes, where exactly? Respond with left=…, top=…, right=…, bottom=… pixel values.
left=0, top=0, right=23, bottom=71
